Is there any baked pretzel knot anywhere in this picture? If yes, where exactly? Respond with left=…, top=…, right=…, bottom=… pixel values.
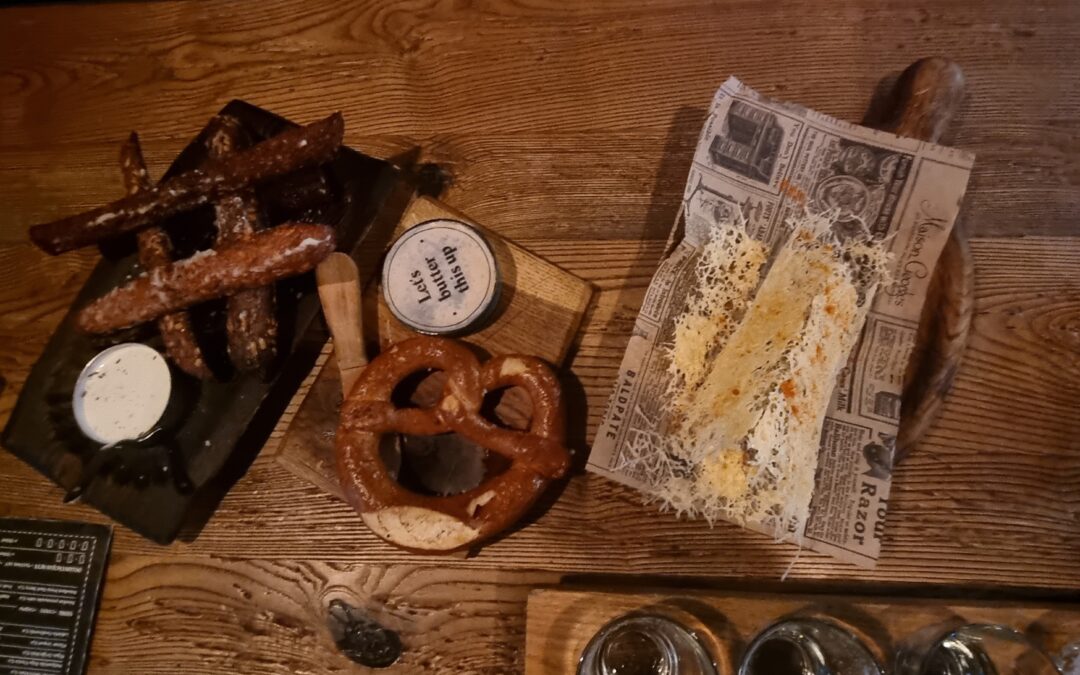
left=335, top=336, right=570, bottom=553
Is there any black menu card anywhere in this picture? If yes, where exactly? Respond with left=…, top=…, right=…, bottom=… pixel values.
left=0, top=519, right=111, bottom=675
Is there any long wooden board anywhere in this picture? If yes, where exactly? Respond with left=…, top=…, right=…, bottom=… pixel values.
left=526, top=588, right=1080, bottom=675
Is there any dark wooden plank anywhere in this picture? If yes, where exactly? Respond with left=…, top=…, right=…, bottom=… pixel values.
left=2, top=237, right=1078, bottom=590
left=1, top=1, right=1078, bottom=238
left=92, top=556, right=557, bottom=674
left=1, top=1, right=1079, bottom=671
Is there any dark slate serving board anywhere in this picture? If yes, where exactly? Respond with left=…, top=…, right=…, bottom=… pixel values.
left=2, top=101, right=410, bottom=544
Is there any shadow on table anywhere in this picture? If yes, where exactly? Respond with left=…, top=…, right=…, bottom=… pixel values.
left=559, top=104, right=706, bottom=464
left=501, top=106, right=708, bottom=546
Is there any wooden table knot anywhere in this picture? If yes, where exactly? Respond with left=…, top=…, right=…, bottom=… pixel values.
left=326, top=598, right=402, bottom=668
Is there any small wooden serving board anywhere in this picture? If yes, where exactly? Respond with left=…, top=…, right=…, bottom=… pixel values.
left=275, top=197, right=594, bottom=499
left=526, top=588, right=1080, bottom=675
left=371, top=197, right=594, bottom=360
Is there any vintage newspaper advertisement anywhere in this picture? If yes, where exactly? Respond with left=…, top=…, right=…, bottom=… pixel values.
left=587, top=77, right=974, bottom=567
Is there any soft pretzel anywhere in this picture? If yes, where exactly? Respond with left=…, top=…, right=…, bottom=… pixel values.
left=75, top=224, right=335, bottom=334
left=119, top=133, right=211, bottom=379
left=205, top=114, right=278, bottom=372
left=29, top=113, right=344, bottom=255
left=335, top=337, right=570, bottom=553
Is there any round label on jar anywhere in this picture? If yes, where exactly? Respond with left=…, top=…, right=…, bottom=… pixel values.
left=382, top=219, right=499, bottom=335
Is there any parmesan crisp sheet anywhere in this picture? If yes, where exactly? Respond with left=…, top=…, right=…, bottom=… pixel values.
left=587, top=77, right=974, bottom=567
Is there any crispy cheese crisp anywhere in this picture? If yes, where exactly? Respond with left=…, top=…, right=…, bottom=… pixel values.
left=622, top=212, right=888, bottom=540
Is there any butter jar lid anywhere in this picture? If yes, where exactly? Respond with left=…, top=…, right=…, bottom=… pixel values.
left=382, top=218, right=500, bottom=335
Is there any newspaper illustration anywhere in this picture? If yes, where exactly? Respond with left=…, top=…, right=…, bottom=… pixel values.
left=587, top=77, right=974, bottom=568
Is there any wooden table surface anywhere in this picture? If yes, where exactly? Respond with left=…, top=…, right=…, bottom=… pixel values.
left=1, top=1, right=1079, bottom=672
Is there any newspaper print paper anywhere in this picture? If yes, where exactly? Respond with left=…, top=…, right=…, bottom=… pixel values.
left=587, top=77, right=974, bottom=567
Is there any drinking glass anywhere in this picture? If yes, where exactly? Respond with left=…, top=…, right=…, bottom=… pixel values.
left=1055, top=639, right=1080, bottom=675
left=737, top=618, right=884, bottom=675
left=578, top=613, right=719, bottom=675
left=895, top=623, right=1062, bottom=675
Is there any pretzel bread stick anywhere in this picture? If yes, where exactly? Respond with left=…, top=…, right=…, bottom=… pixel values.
left=263, top=166, right=332, bottom=214
left=205, top=115, right=277, bottom=371
left=120, top=133, right=211, bottom=379
left=76, top=224, right=336, bottom=334
left=30, top=113, right=344, bottom=255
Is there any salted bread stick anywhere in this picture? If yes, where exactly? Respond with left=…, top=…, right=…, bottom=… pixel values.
left=205, top=115, right=277, bottom=372
left=30, top=113, right=344, bottom=255
left=76, top=224, right=335, bottom=334
left=120, top=133, right=211, bottom=379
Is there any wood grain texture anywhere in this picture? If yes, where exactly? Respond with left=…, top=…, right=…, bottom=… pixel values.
left=5, top=238, right=1074, bottom=584
left=1, top=1, right=1079, bottom=672
left=94, top=556, right=557, bottom=674
left=316, top=252, right=366, bottom=397
left=879, top=57, right=975, bottom=461
left=526, top=589, right=1080, bottom=675
left=374, top=197, right=594, bottom=364
left=1, top=1, right=1079, bottom=240
left=899, top=225, right=975, bottom=458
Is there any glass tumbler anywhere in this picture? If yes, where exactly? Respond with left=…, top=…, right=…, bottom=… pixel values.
left=737, top=618, right=884, bottom=675
left=896, top=624, right=1062, bottom=675
left=578, top=613, right=719, bottom=675
left=1055, top=638, right=1080, bottom=675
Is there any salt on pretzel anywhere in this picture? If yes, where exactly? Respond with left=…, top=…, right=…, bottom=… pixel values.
left=75, top=223, right=335, bottom=334
left=119, top=133, right=211, bottom=379
left=29, top=113, right=344, bottom=255
left=336, top=337, right=570, bottom=553
left=205, top=114, right=278, bottom=372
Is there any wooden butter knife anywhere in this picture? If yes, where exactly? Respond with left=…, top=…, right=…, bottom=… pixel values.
left=316, top=252, right=367, bottom=398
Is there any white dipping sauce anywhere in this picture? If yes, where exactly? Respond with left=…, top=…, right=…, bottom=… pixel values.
left=72, top=343, right=172, bottom=445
